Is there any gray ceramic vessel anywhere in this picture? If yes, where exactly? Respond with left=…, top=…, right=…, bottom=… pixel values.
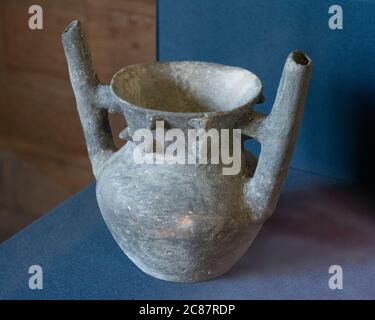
left=62, top=20, right=312, bottom=282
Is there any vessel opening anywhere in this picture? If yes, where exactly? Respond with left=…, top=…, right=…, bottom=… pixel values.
left=111, top=61, right=262, bottom=113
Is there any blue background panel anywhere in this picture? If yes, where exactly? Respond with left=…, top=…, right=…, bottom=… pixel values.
left=157, top=0, right=375, bottom=182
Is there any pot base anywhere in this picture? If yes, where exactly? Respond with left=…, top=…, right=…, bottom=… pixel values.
left=136, top=265, right=234, bottom=283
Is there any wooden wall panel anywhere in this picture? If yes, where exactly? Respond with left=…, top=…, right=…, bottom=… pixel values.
left=0, top=3, right=8, bottom=220
left=0, top=0, right=156, bottom=242
left=3, top=0, right=87, bottom=78
left=0, top=150, right=72, bottom=241
left=2, top=70, right=85, bottom=154
left=0, top=3, right=6, bottom=108
left=87, top=0, right=156, bottom=82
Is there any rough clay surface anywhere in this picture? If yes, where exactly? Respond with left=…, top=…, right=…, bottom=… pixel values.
left=62, top=20, right=312, bottom=282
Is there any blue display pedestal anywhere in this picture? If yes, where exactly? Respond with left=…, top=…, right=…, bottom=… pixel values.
left=1, top=170, right=374, bottom=299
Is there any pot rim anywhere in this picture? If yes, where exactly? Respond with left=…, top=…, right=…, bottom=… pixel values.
left=110, top=60, right=264, bottom=118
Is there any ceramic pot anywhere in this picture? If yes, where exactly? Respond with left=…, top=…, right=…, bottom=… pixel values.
left=62, top=20, right=312, bottom=282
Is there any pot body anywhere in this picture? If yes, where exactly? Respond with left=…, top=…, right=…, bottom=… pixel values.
left=96, top=142, right=262, bottom=282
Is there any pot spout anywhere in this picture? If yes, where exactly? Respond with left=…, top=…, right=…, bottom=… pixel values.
left=244, top=51, right=312, bottom=223
left=62, top=20, right=120, bottom=178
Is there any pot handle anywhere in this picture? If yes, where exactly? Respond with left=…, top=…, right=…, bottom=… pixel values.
left=62, top=20, right=122, bottom=178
